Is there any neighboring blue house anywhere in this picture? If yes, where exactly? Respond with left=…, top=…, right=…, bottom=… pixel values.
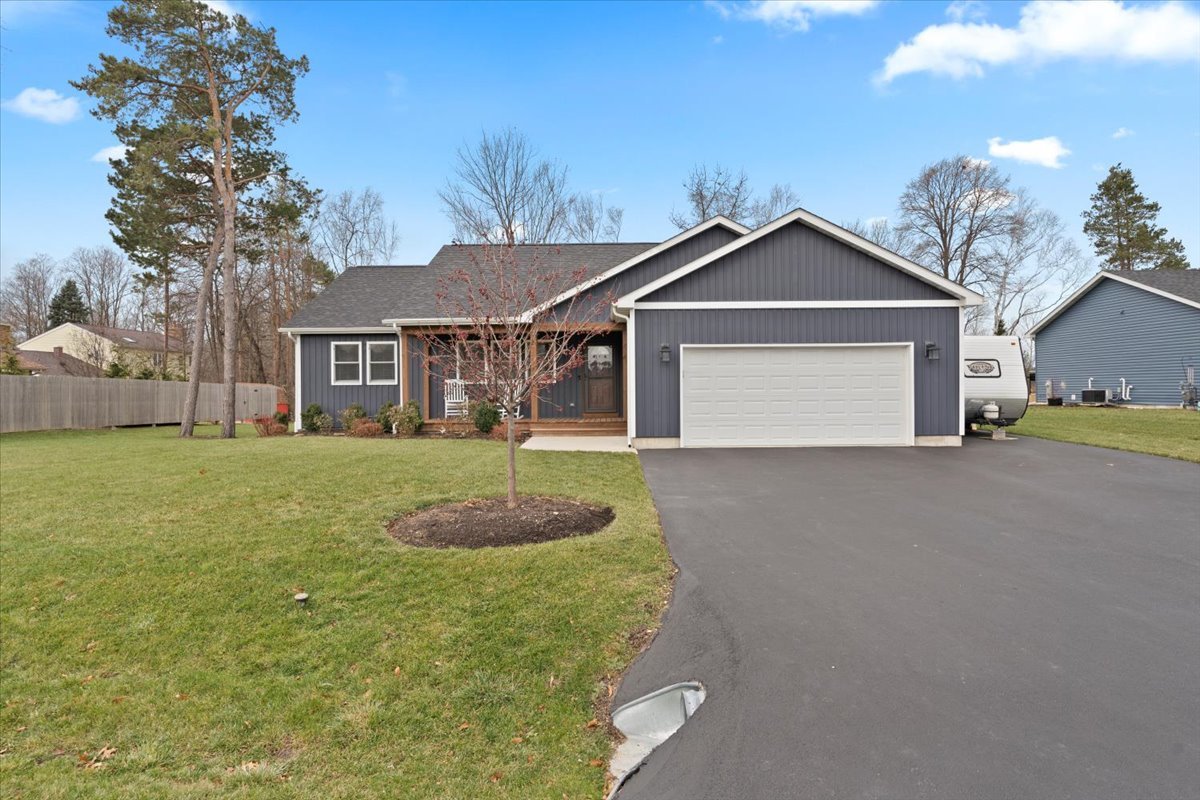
left=1030, top=270, right=1200, bottom=406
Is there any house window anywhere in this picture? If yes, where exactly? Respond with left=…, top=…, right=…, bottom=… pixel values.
left=367, top=341, right=398, bottom=385
left=331, top=341, right=362, bottom=385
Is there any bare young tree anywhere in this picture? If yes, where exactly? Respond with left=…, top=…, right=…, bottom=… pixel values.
left=669, top=163, right=799, bottom=230
left=314, top=187, right=400, bottom=272
left=414, top=245, right=615, bottom=507
left=982, top=192, right=1088, bottom=335
left=0, top=254, right=59, bottom=340
left=897, top=156, right=1014, bottom=294
left=440, top=128, right=575, bottom=245
left=66, top=246, right=133, bottom=328
left=566, top=193, right=624, bottom=243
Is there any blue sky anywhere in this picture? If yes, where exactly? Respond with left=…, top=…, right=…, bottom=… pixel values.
left=2, top=0, right=1198, bottom=275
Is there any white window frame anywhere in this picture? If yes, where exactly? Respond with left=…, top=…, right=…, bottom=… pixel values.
left=366, top=340, right=398, bottom=386
left=331, top=341, right=362, bottom=386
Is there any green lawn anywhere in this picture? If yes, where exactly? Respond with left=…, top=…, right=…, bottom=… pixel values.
left=1010, top=405, right=1200, bottom=462
left=0, top=427, right=672, bottom=799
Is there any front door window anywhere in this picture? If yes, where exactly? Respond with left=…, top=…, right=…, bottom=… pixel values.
left=585, top=345, right=616, bottom=413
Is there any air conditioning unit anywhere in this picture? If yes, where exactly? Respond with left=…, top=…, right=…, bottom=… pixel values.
left=1082, top=388, right=1109, bottom=404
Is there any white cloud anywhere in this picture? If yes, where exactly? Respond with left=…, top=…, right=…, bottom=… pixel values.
left=964, top=156, right=992, bottom=167
left=712, top=34, right=725, bottom=44
left=201, top=0, right=246, bottom=18
left=708, top=0, right=879, bottom=33
left=878, top=0, right=1200, bottom=84
left=91, top=145, right=128, bottom=163
left=1, top=87, right=80, bottom=124
left=987, top=136, right=1071, bottom=168
left=1112, top=126, right=1134, bottom=139
left=865, top=215, right=889, bottom=226
left=945, top=1, right=987, bottom=23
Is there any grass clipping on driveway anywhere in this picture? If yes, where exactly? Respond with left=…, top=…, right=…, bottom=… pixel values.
left=1011, top=405, right=1200, bottom=462
left=0, top=427, right=672, bottom=799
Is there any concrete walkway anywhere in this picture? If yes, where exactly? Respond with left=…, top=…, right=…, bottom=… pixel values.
left=520, top=435, right=632, bottom=452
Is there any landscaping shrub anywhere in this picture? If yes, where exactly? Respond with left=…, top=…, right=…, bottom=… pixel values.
left=273, top=410, right=290, bottom=427
left=339, top=403, right=367, bottom=430
left=349, top=419, right=384, bottom=437
left=252, top=416, right=287, bottom=437
left=472, top=400, right=501, bottom=433
left=301, top=403, right=324, bottom=432
left=390, top=400, right=423, bottom=435
left=375, top=401, right=396, bottom=429
left=314, top=412, right=334, bottom=434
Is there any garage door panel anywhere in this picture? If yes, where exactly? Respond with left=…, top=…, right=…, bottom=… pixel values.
left=681, top=345, right=911, bottom=447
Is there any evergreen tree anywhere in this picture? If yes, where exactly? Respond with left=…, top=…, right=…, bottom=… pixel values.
left=1082, top=164, right=1190, bottom=270
left=47, top=280, right=91, bottom=327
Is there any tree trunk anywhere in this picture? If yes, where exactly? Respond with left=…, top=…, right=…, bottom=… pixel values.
left=506, top=408, right=517, bottom=508
left=180, top=225, right=223, bottom=437
left=162, top=275, right=171, bottom=377
left=220, top=198, right=238, bottom=439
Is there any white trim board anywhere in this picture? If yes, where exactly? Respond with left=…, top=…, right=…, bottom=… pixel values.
left=632, top=300, right=963, bottom=310
left=279, top=326, right=395, bottom=334
left=1028, top=271, right=1200, bottom=335
left=677, top=342, right=916, bottom=449
left=616, top=208, right=984, bottom=308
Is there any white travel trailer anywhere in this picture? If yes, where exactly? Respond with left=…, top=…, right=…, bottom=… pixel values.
left=963, top=335, right=1029, bottom=426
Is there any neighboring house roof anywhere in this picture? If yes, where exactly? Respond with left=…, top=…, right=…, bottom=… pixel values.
left=17, top=349, right=104, bottom=377
left=80, top=324, right=189, bottom=353
left=615, top=208, right=985, bottom=307
left=1029, top=270, right=1200, bottom=335
left=281, top=242, right=657, bottom=331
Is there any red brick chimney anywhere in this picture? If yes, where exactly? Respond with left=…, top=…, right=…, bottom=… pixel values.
left=53, top=346, right=64, bottom=357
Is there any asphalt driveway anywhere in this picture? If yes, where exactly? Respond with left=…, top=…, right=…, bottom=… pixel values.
left=616, top=437, right=1199, bottom=799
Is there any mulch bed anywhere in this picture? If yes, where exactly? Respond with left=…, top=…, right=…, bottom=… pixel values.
left=388, top=496, right=614, bottom=549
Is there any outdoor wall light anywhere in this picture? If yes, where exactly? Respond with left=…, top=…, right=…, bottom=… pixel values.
left=925, top=341, right=940, bottom=361
left=660, top=344, right=671, bottom=363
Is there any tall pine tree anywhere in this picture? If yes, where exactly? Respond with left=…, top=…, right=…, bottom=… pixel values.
left=48, top=280, right=91, bottom=327
left=1082, top=164, right=1190, bottom=270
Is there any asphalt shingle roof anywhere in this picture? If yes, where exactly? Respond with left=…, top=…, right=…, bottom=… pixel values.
left=283, top=242, right=657, bottom=329
left=1112, top=269, right=1200, bottom=304
left=81, top=324, right=189, bottom=352
left=18, top=349, right=104, bottom=377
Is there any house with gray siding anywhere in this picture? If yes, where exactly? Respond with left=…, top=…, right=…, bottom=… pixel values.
left=1030, top=270, right=1200, bottom=406
left=281, top=209, right=984, bottom=447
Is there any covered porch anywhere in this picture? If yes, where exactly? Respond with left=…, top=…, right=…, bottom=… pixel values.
left=402, top=324, right=628, bottom=433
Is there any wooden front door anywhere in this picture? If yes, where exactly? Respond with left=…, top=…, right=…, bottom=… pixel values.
left=584, top=344, right=616, bottom=413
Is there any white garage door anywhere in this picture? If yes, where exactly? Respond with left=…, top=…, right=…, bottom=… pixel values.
left=680, top=345, right=913, bottom=447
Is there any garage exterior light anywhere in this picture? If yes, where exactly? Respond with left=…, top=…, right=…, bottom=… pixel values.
left=660, top=343, right=671, bottom=363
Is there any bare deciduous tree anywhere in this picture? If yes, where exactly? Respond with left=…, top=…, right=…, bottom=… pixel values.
left=66, top=246, right=133, bottom=328
left=983, top=192, right=1087, bottom=335
left=566, top=193, right=624, bottom=243
left=414, top=245, right=615, bottom=507
left=0, top=254, right=59, bottom=340
left=897, top=156, right=1014, bottom=293
left=440, top=128, right=575, bottom=245
left=314, top=187, right=400, bottom=272
left=843, top=217, right=914, bottom=257
left=669, top=163, right=799, bottom=230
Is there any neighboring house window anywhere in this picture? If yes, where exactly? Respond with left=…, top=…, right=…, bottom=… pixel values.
left=367, top=341, right=398, bottom=385
left=331, top=341, right=362, bottom=385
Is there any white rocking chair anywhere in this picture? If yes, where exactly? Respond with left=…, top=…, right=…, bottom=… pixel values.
left=444, top=379, right=468, bottom=418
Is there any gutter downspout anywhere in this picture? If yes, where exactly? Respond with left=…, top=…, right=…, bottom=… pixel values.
left=390, top=322, right=404, bottom=406
left=612, top=305, right=634, bottom=448
left=286, top=331, right=301, bottom=432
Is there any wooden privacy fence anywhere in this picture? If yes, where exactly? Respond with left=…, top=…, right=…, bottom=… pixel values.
left=0, top=375, right=279, bottom=434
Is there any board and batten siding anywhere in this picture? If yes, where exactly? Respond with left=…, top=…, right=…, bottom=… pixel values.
left=556, top=225, right=741, bottom=322
left=635, top=308, right=960, bottom=438
left=299, top=333, right=401, bottom=424
left=1035, top=278, right=1200, bottom=406
left=643, top=221, right=952, bottom=303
